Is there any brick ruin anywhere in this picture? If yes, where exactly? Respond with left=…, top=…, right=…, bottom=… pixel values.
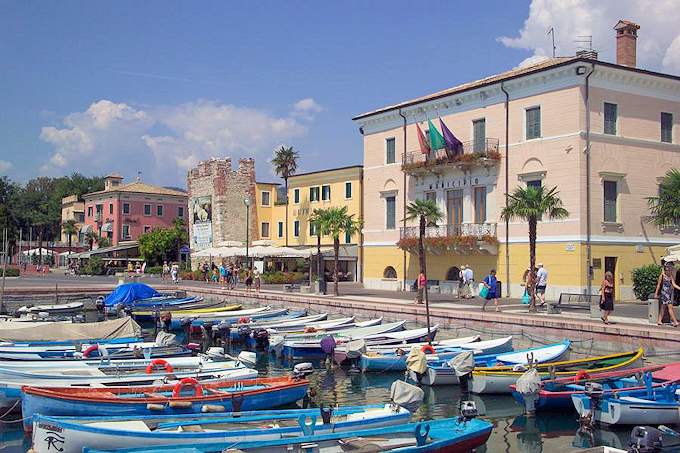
left=187, top=157, right=258, bottom=257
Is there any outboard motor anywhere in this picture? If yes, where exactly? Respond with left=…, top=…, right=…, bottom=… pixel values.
left=95, top=296, right=105, bottom=312
left=159, top=311, right=172, bottom=332
left=458, top=400, right=479, bottom=423
left=320, top=405, right=333, bottom=425
left=580, top=381, right=604, bottom=428
left=293, top=362, right=315, bottom=379
left=628, top=426, right=663, bottom=453
left=180, top=318, right=193, bottom=341
left=253, top=328, right=270, bottom=352
left=237, top=325, right=252, bottom=346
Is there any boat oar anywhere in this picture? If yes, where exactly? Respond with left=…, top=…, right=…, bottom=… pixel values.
left=658, top=425, right=680, bottom=438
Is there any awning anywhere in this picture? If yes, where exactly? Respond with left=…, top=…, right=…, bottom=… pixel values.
left=89, top=242, right=138, bottom=256
left=101, top=222, right=113, bottom=233
left=81, top=224, right=94, bottom=234
left=319, top=245, right=359, bottom=261
left=21, top=248, right=55, bottom=256
left=192, top=245, right=312, bottom=259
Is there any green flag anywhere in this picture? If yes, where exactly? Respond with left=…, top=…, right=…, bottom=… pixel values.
left=428, top=119, right=445, bottom=150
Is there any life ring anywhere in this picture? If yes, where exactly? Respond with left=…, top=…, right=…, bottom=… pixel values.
left=82, top=344, right=102, bottom=358
left=238, top=317, right=250, bottom=324
left=421, top=345, right=436, bottom=354
left=146, top=359, right=174, bottom=374
left=173, top=377, right=203, bottom=398
left=574, top=370, right=590, bottom=381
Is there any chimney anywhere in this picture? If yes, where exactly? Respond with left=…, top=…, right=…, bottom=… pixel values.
left=614, top=20, right=640, bottom=67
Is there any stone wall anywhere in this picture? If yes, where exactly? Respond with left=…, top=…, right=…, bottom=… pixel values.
left=187, top=158, right=258, bottom=264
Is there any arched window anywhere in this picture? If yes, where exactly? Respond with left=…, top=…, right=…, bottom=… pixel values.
left=383, top=266, right=397, bottom=279
left=446, top=266, right=461, bottom=281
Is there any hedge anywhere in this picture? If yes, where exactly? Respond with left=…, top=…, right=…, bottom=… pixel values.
left=262, top=271, right=306, bottom=284
left=631, top=264, right=662, bottom=301
left=0, top=268, right=19, bottom=277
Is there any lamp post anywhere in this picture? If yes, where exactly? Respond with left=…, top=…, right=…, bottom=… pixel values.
left=244, top=197, right=251, bottom=270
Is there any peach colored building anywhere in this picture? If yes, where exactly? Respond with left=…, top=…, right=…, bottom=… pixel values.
left=354, top=21, right=680, bottom=300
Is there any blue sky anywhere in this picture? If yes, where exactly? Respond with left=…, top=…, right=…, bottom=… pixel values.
left=1, top=1, right=678, bottom=186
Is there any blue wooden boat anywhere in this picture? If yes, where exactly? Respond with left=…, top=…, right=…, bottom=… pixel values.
left=22, top=376, right=308, bottom=431
left=80, top=415, right=492, bottom=453
left=30, top=404, right=411, bottom=453
left=359, top=336, right=513, bottom=372
left=172, top=308, right=291, bottom=330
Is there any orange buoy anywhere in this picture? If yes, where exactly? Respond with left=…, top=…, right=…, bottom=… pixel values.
left=173, top=377, right=203, bottom=398
left=145, top=358, right=174, bottom=374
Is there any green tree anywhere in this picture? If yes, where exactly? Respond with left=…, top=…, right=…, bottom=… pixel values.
left=0, top=177, right=20, bottom=245
left=62, top=219, right=78, bottom=254
left=271, top=146, right=299, bottom=247
left=308, top=208, right=325, bottom=285
left=316, top=206, right=362, bottom=296
left=405, top=199, right=443, bottom=338
left=97, top=236, right=111, bottom=248
left=138, top=219, right=188, bottom=266
left=84, top=230, right=99, bottom=251
left=647, top=168, right=680, bottom=227
left=501, top=186, right=569, bottom=312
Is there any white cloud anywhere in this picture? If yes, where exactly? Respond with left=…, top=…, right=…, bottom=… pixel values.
left=0, top=160, right=12, bottom=173
left=39, top=98, right=315, bottom=184
left=499, top=0, right=680, bottom=73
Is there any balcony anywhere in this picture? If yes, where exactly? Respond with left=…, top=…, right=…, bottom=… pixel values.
left=398, top=223, right=498, bottom=255
left=402, top=138, right=500, bottom=174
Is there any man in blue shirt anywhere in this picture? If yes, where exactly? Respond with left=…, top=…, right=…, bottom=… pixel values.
left=482, top=269, right=499, bottom=312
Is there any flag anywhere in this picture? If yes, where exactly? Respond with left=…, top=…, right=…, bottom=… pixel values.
left=428, top=119, right=446, bottom=151
left=440, top=118, right=463, bottom=157
left=416, top=123, right=431, bottom=155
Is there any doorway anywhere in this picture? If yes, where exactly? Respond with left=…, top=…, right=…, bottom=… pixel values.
left=446, top=189, right=463, bottom=231
left=604, top=256, right=617, bottom=300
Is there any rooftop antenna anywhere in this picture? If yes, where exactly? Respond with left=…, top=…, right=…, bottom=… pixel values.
left=574, top=35, right=593, bottom=52
left=547, top=27, right=556, bottom=57
left=136, top=171, right=142, bottom=182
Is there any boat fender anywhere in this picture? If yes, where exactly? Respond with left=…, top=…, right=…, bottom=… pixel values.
left=173, top=377, right=203, bottom=397
left=420, top=345, right=436, bottom=354
left=169, top=401, right=193, bottom=408
left=414, top=423, right=430, bottom=447
left=146, top=403, right=166, bottom=411
left=201, top=404, right=225, bottom=413
left=320, top=405, right=333, bottom=424
left=146, top=359, right=174, bottom=375
left=297, top=415, right=316, bottom=435
left=238, top=316, right=250, bottom=324
left=574, top=370, right=590, bottom=381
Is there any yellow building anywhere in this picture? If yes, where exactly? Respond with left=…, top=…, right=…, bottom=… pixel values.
left=255, top=165, right=363, bottom=281
left=60, top=195, right=85, bottom=245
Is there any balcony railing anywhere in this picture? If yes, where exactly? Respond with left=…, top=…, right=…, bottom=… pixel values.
left=402, top=138, right=500, bottom=173
left=400, top=223, right=497, bottom=240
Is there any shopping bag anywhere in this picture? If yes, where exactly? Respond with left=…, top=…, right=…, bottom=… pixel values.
left=478, top=283, right=489, bottom=299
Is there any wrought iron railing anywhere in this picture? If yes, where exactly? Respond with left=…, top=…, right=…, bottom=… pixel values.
left=402, top=138, right=500, bottom=170
left=400, top=223, right=497, bottom=239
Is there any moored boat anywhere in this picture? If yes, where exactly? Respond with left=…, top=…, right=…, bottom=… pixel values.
left=15, top=301, right=84, bottom=315
left=21, top=376, right=310, bottom=431
left=469, top=347, right=644, bottom=394
left=132, top=303, right=242, bottom=322
left=30, top=404, right=411, bottom=453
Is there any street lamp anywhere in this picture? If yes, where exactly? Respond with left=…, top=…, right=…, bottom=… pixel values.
left=244, top=197, right=251, bottom=270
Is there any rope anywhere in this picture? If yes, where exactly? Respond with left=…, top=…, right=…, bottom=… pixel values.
left=0, top=400, right=22, bottom=422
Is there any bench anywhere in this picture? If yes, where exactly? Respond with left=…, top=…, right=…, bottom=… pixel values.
left=551, top=293, right=600, bottom=312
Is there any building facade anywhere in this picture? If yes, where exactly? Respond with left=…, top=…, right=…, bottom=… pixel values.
left=81, top=174, right=188, bottom=245
left=60, top=195, right=85, bottom=244
left=354, top=21, right=680, bottom=300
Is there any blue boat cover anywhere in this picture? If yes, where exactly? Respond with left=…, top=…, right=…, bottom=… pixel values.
left=103, top=283, right=162, bottom=307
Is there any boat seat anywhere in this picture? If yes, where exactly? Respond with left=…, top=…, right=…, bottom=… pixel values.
left=178, top=425, right=204, bottom=432
left=618, top=396, right=653, bottom=403
left=89, top=420, right=151, bottom=432
left=338, top=438, right=385, bottom=452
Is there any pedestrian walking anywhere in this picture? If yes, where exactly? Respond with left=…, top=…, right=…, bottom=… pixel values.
left=655, top=262, right=680, bottom=327
left=170, top=262, right=179, bottom=284
left=536, top=263, right=548, bottom=306
left=245, top=270, right=253, bottom=292
left=201, top=262, right=209, bottom=283
left=162, top=261, right=170, bottom=281
left=415, top=271, right=426, bottom=304
left=253, top=267, right=261, bottom=292
left=464, top=265, right=475, bottom=297
left=481, top=269, right=499, bottom=312
left=219, top=262, right=226, bottom=286
left=599, top=271, right=615, bottom=324
left=459, top=265, right=469, bottom=298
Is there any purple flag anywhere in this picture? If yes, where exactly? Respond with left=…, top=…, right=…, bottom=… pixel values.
left=440, top=119, right=463, bottom=158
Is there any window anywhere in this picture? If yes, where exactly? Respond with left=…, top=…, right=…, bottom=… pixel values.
left=77, top=213, right=85, bottom=222
left=321, top=185, right=331, bottom=201
left=96, top=204, right=102, bottom=214
left=345, top=182, right=352, bottom=199
left=293, top=188, right=300, bottom=204
left=603, top=180, right=618, bottom=223
left=178, top=206, right=184, bottom=218
left=345, top=230, right=352, bottom=244
left=386, top=137, right=396, bottom=164
left=385, top=196, right=396, bottom=230
left=109, top=203, right=113, bottom=214
left=474, top=187, right=487, bottom=223
left=261, top=222, right=270, bottom=238
left=278, top=221, right=284, bottom=238
left=294, top=220, right=300, bottom=237
left=261, top=191, right=270, bottom=206
left=383, top=266, right=397, bottom=279
left=525, top=107, right=541, bottom=140
left=604, top=102, right=618, bottom=135
left=87, top=207, right=93, bottom=217
left=662, top=112, right=673, bottom=143
left=122, top=203, right=130, bottom=214
left=310, top=187, right=320, bottom=202
left=527, top=179, right=542, bottom=189
left=310, top=222, right=319, bottom=236
left=425, top=191, right=436, bottom=203
left=473, top=119, right=486, bottom=152
left=143, top=225, right=151, bottom=233
left=144, top=204, right=151, bottom=216
left=156, top=205, right=164, bottom=217
left=122, top=225, right=130, bottom=239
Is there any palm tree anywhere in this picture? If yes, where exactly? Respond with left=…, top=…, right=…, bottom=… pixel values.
left=647, top=168, right=680, bottom=227
left=62, top=219, right=78, bottom=255
left=84, top=230, right=99, bottom=251
left=501, top=186, right=569, bottom=312
left=309, top=209, right=325, bottom=289
left=405, top=199, right=443, bottom=340
left=271, top=146, right=299, bottom=247
left=316, top=206, right=362, bottom=296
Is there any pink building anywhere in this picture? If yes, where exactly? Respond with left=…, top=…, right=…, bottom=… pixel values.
left=81, top=175, right=188, bottom=245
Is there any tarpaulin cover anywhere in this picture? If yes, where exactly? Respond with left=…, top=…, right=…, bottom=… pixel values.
left=103, top=283, right=162, bottom=307
left=448, top=351, right=475, bottom=377
left=0, top=317, right=141, bottom=342
left=406, top=346, right=427, bottom=375
left=345, top=339, right=366, bottom=359
left=515, top=368, right=542, bottom=395
left=390, top=379, right=424, bottom=408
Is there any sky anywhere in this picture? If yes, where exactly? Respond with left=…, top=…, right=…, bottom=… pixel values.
left=2, top=0, right=680, bottom=187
